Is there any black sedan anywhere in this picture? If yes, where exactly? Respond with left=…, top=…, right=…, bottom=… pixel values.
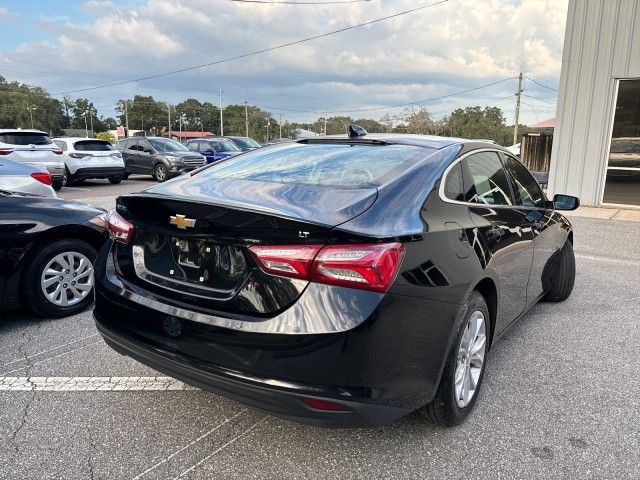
left=0, top=191, right=108, bottom=317
left=94, top=127, right=579, bottom=427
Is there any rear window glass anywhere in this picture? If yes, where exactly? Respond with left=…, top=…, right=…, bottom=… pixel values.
left=197, top=143, right=429, bottom=188
left=74, top=140, right=112, bottom=151
left=0, top=132, right=52, bottom=146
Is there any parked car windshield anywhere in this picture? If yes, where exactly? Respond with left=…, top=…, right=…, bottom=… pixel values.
left=0, top=132, right=52, bottom=146
left=74, top=140, right=112, bottom=151
left=196, top=143, right=428, bottom=188
left=209, top=139, right=241, bottom=153
left=148, top=138, right=190, bottom=153
left=231, top=137, right=261, bottom=149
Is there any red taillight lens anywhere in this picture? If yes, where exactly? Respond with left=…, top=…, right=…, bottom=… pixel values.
left=53, top=149, right=63, bottom=155
left=302, top=398, right=349, bottom=412
left=248, top=245, right=322, bottom=279
left=312, top=243, right=404, bottom=293
left=30, top=172, right=52, bottom=185
left=249, top=242, right=404, bottom=292
left=107, top=209, right=135, bottom=244
left=0, top=148, right=13, bottom=155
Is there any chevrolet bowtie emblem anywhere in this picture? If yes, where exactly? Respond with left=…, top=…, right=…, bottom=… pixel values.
left=169, top=214, right=196, bottom=229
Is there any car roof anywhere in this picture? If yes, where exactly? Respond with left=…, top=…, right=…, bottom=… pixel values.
left=299, top=133, right=484, bottom=150
left=0, top=129, right=48, bottom=134
left=53, top=137, right=109, bottom=142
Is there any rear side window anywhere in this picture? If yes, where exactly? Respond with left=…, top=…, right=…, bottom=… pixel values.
left=503, top=155, right=545, bottom=208
left=0, top=132, right=52, bottom=146
left=186, top=142, right=198, bottom=151
left=197, top=143, right=430, bottom=188
left=74, top=140, right=112, bottom=151
left=443, top=163, right=465, bottom=201
left=461, top=152, right=513, bottom=205
left=54, top=140, right=67, bottom=151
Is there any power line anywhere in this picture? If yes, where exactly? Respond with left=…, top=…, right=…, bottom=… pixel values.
left=230, top=0, right=371, bottom=3
left=524, top=75, right=559, bottom=92
left=521, top=93, right=556, bottom=104
left=52, top=0, right=449, bottom=96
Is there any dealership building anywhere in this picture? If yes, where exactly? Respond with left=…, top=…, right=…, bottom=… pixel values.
left=548, top=0, right=640, bottom=208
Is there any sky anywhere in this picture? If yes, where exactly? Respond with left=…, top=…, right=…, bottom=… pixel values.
left=0, top=0, right=567, bottom=125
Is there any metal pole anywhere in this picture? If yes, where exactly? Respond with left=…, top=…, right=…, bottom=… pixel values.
left=244, top=101, right=249, bottom=137
left=89, top=110, right=94, bottom=137
left=124, top=101, right=129, bottom=136
left=84, top=112, right=88, bottom=137
left=279, top=114, right=282, bottom=139
left=167, top=103, right=171, bottom=139
left=219, top=84, right=224, bottom=136
left=28, top=107, right=34, bottom=129
left=513, top=72, right=523, bottom=145
left=266, top=120, right=269, bottom=142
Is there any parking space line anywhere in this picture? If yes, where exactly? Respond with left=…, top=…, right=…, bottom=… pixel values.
left=173, top=416, right=268, bottom=479
left=62, top=187, right=90, bottom=191
left=575, top=253, right=640, bottom=266
left=1, top=340, right=102, bottom=376
left=0, top=376, right=198, bottom=391
left=131, top=409, right=248, bottom=480
left=1, top=334, right=99, bottom=369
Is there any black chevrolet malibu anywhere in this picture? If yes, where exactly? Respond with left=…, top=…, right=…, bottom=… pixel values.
left=94, top=127, right=579, bottom=427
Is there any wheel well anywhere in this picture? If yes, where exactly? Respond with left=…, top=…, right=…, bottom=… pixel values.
left=567, top=231, right=574, bottom=245
left=28, top=225, right=106, bottom=258
left=474, top=278, right=497, bottom=348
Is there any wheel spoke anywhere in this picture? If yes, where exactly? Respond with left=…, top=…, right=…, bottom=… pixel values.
left=470, top=334, right=486, bottom=356
left=42, top=276, right=59, bottom=288
left=75, top=267, right=93, bottom=280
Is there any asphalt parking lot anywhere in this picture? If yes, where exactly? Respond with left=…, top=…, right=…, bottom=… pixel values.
left=1, top=179, right=639, bottom=479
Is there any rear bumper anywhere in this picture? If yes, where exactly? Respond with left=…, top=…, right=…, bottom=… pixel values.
left=95, top=317, right=409, bottom=427
left=73, top=167, right=125, bottom=180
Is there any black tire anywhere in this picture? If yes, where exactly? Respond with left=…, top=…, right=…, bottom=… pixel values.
left=109, top=176, right=122, bottom=184
left=21, top=239, right=97, bottom=318
left=419, top=291, right=490, bottom=426
left=52, top=177, right=64, bottom=191
left=62, top=167, right=75, bottom=187
left=122, top=172, right=130, bottom=180
left=153, top=163, right=168, bottom=182
left=542, top=239, right=575, bottom=302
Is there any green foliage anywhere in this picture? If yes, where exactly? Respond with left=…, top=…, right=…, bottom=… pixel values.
left=95, top=131, right=116, bottom=144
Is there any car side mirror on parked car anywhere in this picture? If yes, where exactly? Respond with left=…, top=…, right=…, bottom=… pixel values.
left=553, top=194, right=580, bottom=211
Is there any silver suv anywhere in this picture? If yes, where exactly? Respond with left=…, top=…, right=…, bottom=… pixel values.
left=0, top=129, right=65, bottom=190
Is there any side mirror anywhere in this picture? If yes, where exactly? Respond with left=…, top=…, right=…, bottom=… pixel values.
left=553, top=194, right=580, bottom=211
left=143, top=148, right=153, bottom=154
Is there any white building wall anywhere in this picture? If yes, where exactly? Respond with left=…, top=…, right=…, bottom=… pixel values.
left=548, top=0, right=640, bottom=206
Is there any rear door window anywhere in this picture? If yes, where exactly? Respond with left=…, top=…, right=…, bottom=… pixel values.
left=443, top=162, right=465, bottom=201
left=0, top=132, right=52, bottom=146
left=74, top=140, right=112, bottom=151
left=503, top=155, right=545, bottom=208
left=197, top=143, right=430, bottom=188
left=461, top=151, right=513, bottom=205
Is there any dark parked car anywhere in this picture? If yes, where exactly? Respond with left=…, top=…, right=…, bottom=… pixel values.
left=95, top=127, right=579, bottom=427
left=224, top=136, right=262, bottom=151
left=0, top=192, right=108, bottom=317
left=115, top=137, right=206, bottom=181
left=185, top=138, right=241, bottom=163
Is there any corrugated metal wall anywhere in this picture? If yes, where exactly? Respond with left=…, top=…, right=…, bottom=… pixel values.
left=548, top=0, right=640, bottom=206
left=521, top=134, right=553, bottom=172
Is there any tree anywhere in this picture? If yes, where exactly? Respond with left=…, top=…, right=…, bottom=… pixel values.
left=96, top=131, right=116, bottom=144
left=443, top=106, right=510, bottom=144
left=116, top=95, right=167, bottom=132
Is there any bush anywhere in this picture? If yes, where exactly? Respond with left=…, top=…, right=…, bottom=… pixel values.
left=95, top=131, right=116, bottom=144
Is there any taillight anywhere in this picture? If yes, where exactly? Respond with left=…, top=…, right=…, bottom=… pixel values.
left=53, top=149, right=63, bottom=155
left=248, top=245, right=322, bottom=279
left=0, top=148, right=13, bottom=155
left=69, top=153, right=90, bottom=159
left=30, top=172, right=52, bottom=185
left=312, top=243, right=405, bottom=292
left=249, top=242, right=404, bottom=293
left=107, top=209, right=135, bottom=244
left=302, top=397, right=349, bottom=412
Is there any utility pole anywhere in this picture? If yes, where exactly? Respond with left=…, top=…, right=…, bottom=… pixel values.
left=513, top=72, right=523, bottom=145
left=167, top=103, right=171, bottom=138
left=219, top=84, right=224, bottom=136
left=244, top=101, right=249, bottom=137
left=266, top=119, right=270, bottom=142
left=84, top=112, right=88, bottom=137
left=27, top=106, right=36, bottom=129
left=89, top=110, right=94, bottom=137
left=124, top=101, right=129, bottom=136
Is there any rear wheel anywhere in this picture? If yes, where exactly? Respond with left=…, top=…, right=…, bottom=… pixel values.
left=22, top=239, right=97, bottom=318
left=122, top=172, right=130, bottom=180
left=109, top=176, right=122, bottom=184
left=419, top=291, right=489, bottom=426
left=52, top=177, right=63, bottom=191
left=542, top=239, right=575, bottom=302
left=154, top=163, right=168, bottom=182
left=62, top=167, right=75, bottom=187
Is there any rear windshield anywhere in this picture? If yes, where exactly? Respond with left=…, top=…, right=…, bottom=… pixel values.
left=0, top=132, right=52, bottom=146
left=231, top=137, right=261, bottom=149
left=74, top=140, right=112, bottom=151
left=209, top=139, right=240, bottom=153
left=196, top=143, right=429, bottom=188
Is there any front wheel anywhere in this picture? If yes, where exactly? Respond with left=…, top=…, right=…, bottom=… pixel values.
left=419, top=291, right=489, bottom=426
left=21, top=239, right=97, bottom=318
left=109, top=176, right=122, bottom=184
left=153, top=163, right=168, bottom=182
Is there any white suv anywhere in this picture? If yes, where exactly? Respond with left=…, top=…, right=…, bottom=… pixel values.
left=0, top=129, right=65, bottom=190
left=53, top=137, right=125, bottom=186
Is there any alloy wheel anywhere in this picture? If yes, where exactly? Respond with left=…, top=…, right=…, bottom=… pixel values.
left=454, top=310, right=487, bottom=408
left=155, top=165, right=167, bottom=181
left=40, top=251, right=94, bottom=307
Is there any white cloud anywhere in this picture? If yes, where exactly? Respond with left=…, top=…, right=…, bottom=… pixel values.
left=0, top=7, right=19, bottom=20
left=1, top=0, right=567, bottom=124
